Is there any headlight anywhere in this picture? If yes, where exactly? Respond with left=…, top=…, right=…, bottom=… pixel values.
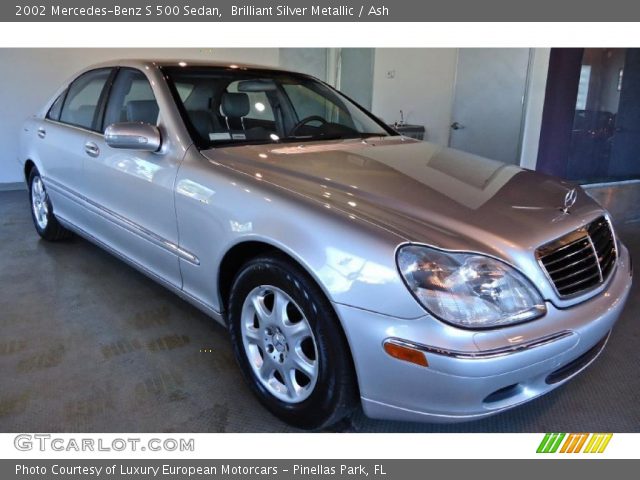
left=397, top=245, right=546, bottom=328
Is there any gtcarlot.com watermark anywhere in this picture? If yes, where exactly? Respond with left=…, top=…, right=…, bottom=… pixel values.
left=14, top=434, right=195, bottom=452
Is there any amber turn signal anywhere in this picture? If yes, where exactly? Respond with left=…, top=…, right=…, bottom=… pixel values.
left=383, top=341, right=428, bottom=367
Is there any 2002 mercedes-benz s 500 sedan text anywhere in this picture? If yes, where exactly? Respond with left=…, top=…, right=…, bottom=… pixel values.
left=20, top=60, right=632, bottom=429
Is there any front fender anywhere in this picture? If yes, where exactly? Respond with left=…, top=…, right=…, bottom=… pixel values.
left=175, top=147, right=425, bottom=320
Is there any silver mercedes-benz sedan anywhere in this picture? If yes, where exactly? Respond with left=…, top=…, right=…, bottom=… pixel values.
left=19, top=59, right=632, bottom=429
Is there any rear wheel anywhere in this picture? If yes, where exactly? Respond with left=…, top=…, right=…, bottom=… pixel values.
left=228, top=254, right=357, bottom=430
left=28, top=167, right=71, bottom=241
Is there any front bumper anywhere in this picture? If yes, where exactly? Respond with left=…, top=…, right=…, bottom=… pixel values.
left=334, top=244, right=632, bottom=423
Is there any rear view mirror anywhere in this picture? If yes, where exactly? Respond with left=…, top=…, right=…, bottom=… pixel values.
left=237, top=79, right=277, bottom=92
left=104, top=122, right=161, bottom=151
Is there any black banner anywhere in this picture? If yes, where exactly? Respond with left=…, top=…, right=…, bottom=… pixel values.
left=4, top=459, right=640, bottom=479
left=6, top=0, right=640, bottom=22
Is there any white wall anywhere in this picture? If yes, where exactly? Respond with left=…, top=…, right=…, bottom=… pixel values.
left=279, top=48, right=328, bottom=82
left=0, top=48, right=280, bottom=184
left=371, top=48, right=458, bottom=146
left=519, top=48, right=550, bottom=170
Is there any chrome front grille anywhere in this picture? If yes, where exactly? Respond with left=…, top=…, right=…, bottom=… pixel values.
left=537, top=216, right=617, bottom=297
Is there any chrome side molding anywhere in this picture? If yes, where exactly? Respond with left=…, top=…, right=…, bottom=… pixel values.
left=43, top=176, right=200, bottom=266
left=56, top=215, right=224, bottom=326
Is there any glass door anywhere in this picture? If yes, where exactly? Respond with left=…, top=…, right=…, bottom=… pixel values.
left=566, top=48, right=640, bottom=183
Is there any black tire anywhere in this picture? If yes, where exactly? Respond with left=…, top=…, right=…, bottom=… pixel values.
left=28, top=167, right=72, bottom=241
left=228, top=254, right=358, bottom=430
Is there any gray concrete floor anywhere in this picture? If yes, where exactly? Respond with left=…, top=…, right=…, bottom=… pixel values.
left=0, top=189, right=638, bottom=432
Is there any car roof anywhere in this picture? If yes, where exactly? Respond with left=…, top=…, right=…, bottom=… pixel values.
left=84, top=58, right=297, bottom=74
left=41, top=58, right=313, bottom=117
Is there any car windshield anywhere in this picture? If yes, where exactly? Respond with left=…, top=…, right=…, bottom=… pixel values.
left=163, top=66, right=394, bottom=148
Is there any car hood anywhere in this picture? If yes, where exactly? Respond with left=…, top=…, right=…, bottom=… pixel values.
left=201, top=137, right=605, bottom=256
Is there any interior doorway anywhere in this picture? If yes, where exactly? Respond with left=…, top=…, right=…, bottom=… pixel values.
left=449, top=48, right=531, bottom=164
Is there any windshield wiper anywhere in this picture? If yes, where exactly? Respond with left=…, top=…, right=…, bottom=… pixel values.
left=280, top=134, right=350, bottom=142
left=358, top=132, right=388, bottom=139
left=207, top=132, right=386, bottom=149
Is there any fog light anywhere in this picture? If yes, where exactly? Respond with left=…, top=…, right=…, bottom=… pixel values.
left=383, top=340, right=428, bottom=367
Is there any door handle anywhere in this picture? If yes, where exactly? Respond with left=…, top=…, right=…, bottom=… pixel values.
left=37, top=128, right=46, bottom=139
left=450, top=122, right=464, bottom=130
left=84, top=142, right=100, bottom=157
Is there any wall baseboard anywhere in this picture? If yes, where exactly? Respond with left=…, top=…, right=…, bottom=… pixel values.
left=0, top=182, right=25, bottom=192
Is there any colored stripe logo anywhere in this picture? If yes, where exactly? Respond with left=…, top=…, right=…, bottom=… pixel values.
left=537, top=433, right=612, bottom=453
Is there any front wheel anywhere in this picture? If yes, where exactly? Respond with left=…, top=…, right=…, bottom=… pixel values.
left=228, top=255, right=357, bottom=430
left=28, top=167, right=72, bottom=241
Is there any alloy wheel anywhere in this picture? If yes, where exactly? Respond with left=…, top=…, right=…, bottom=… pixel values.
left=31, top=176, right=49, bottom=230
left=240, top=285, right=319, bottom=403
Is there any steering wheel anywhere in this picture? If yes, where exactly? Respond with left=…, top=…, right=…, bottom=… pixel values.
left=289, top=115, right=328, bottom=135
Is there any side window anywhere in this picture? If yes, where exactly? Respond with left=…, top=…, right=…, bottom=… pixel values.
left=59, top=69, right=112, bottom=131
left=103, top=69, right=159, bottom=130
left=46, top=90, right=66, bottom=121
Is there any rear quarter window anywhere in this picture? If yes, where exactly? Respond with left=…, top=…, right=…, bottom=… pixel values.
left=46, top=90, right=66, bottom=121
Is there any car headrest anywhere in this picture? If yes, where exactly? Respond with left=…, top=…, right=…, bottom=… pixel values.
left=126, top=100, right=159, bottom=124
left=221, top=92, right=250, bottom=118
left=74, top=105, right=96, bottom=126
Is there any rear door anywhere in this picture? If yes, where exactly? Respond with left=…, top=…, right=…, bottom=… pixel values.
left=38, top=68, right=113, bottom=226
left=82, top=67, right=183, bottom=288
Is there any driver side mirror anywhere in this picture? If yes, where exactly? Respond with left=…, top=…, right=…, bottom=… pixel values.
left=104, top=122, right=161, bottom=152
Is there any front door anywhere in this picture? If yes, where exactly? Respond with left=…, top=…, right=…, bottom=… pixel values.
left=82, top=68, right=183, bottom=288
